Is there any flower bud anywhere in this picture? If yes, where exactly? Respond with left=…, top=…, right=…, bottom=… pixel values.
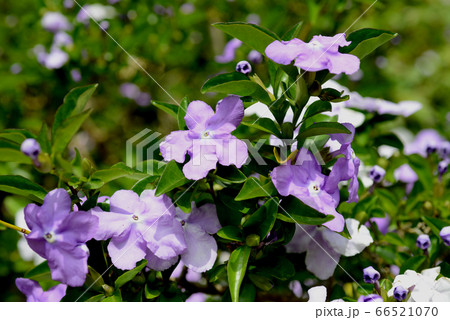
left=416, top=234, right=431, bottom=250
left=357, top=294, right=383, bottom=302
left=362, top=266, right=380, bottom=284
left=393, top=286, right=407, bottom=301
left=438, top=141, right=450, bottom=160
left=438, top=160, right=448, bottom=176
left=236, top=60, right=252, bottom=75
left=439, top=226, right=450, bottom=246
left=369, top=165, right=386, bottom=183
left=20, top=139, right=41, bottom=159
left=248, top=50, right=263, bottom=64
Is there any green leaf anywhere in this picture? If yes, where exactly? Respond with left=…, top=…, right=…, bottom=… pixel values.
left=439, top=262, right=450, bottom=278
left=0, top=131, right=27, bottom=144
left=319, top=88, right=349, bottom=102
left=144, top=284, right=161, bottom=300
left=217, top=226, right=244, bottom=242
left=303, top=100, right=332, bottom=120
left=213, top=22, right=280, bottom=55
left=38, top=123, right=52, bottom=154
left=208, top=264, right=227, bottom=283
left=282, top=21, right=303, bottom=41
left=258, top=257, right=295, bottom=280
left=422, top=216, right=450, bottom=238
left=155, top=160, right=190, bottom=196
left=298, top=122, right=351, bottom=140
left=239, top=283, right=256, bottom=302
left=228, top=245, right=251, bottom=302
left=151, top=101, right=178, bottom=118
left=278, top=196, right=334, bottom=225
left=86, top=294, right=105, bottom=302
left=52, top=109, right=92, bottom=156
left=0, top=148, right=32, bottom=164
left=340, top=28, right=398, bottom=60
left=243, top=200, right=278, bottom=238
left=248, top=273, right=273, bottom=291
left=115, top=259, right=147, bottom=289
left=235, top=177, right=277, bottom=201
left=102, top=290, right=122, bottom=302
left=400, top=256, right=426, bottom=274
left=241, top=118, right=280, bottom=136
left=84, top=266, right=105, bottom=292
left=214, top=165, right=247, bottom=184
left=374, top=134, right=404, bottom=149
left=0, top=175, right=47, bottom=203
left=407, top=155, right=433, bottom=191
left=24, top=261, right=60, bottom=291
left=91, top=163, right=134, bottom=184
left=52, top=84, right=98, bottom=138
left=177, top=97, right=189, bottom=130
left=201, top=73, right=271, bottom=105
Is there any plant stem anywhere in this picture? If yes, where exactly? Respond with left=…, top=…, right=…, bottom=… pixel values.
left=0, top=219, right=30, bottom=235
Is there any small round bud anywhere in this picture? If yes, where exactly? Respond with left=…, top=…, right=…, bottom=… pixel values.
left=236, top=60, right=252, bottom=75
left=439, top=226, right=450, bottom=246
left=363, top=266, right=380, bottom=284
left=438, top=160, right=448, bottom=176
left=369, top=165, right=386, bottom=183
left=393, top=286, right=408, bottom=301
left=248, top=50, right=263, bottom=64
left=245, top=234, right=260, bottom=247
left=357, top=294, right=383, bottom=302
left=20, top=138, right=41, bottom=159
left=416, top=234, right=431, bottom=250
left=438, top=141, right=450, bottom=160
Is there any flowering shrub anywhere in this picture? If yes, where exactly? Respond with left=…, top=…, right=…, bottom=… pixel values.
left=0, top=17, right=449, bottom=303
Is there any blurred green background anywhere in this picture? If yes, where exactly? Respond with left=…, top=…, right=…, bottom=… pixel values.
left=0, top=0, right=449, bottom=301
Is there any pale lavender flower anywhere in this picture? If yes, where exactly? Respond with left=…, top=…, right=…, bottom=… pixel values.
left=286, top=219, right=372, bottom=279
left=393, top=286, right=408, bottom=301
left=440, top=227, right=450, bottom=246
left=236, top=60, right=252, bottom=75
left=186, top=292, right=208, bottom=302
left=180, top=3, right=195, bottom=15
left=41, top=48, right=69, bottom=69
left=365, top=213, right=390, bottom=235
left=176, top=203, right=221, bottom=272
left=394, top=164, right=418, bottom=195
left=24, top=189, right=98, bottom=287
left=53, top=32, right=73, bottom=48
left=119, top=83, right=141, bottom=99
left=70, top=69, right=82, bottom=82
left=369, top=165, right=386, bottom=183
left=160, top=96, right=248, bottom=180
left=135, top=92, right=152, bottom=107
left=325, top=123, right=360, bottom=203
left=248, top=50, right=263, bottom=64
left=15, top=278, right=67, bottom=302
left=215, top=38, right=242, bottom=63
left=41, top=12, right=72, bottom=33
left=363, top=266, right=380, bottom=284
left=358, top=294, right=383, bottom=302
left=265, top=34, right=360, bottom=75
left=21, top=139, right=40, bottom=159
left=438, top=160, right=448, bottom=176
left=289, top=280, right=303, bottom=298
left=416, top=234, right=431, bottom=250
left=77, top=4, right=116, bottom=24
left=10, top=63, right=22, bottom=74
left=271, top=149, right=344, bottom=232
left=92, top=190, right=186, bottom=270
left=404, top=129, right=445, bottom=157
left=438, top=141, right=450, bottom=160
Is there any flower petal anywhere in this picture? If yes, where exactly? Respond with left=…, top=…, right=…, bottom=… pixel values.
left=186, top=203, right=221, bottom=234
left=145, top=250, right=178, bottom=271
left=160, top=130, right=192, bottom=163
left=305, top=233, right=341, bottom=280
left=91, top=209, right=130, bottom=240
left=110, top=190, right=141, bottom=215
left=38, top=189, right=72, bottom=229
left=307, top=286, right=327, bottom=302
left=108, top=228, right=147, bottom=270
left=185, top=100, right=214, bottom=132
left=182, top=146, right=219, bottom=180
left=206, top=95, right=244, bottom=133
left=181, top=223, right=217, bottom=272
left=144, top=218, right=186, bottom=260
left=57, top=211, right=98, bottom=244
left=327, top=53, right=360, bottom=75
left=216, top=136, right=248, bottom=168
left=265, top=39, right=305, bottom=65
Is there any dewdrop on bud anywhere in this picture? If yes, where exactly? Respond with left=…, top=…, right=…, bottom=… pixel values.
left=236, top=60, right=252, bottom=75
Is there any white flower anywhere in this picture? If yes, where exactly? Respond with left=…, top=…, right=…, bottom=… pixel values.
left=388, top=267, right=450, bottom=302
left=308, top=286, right=327, bottom=302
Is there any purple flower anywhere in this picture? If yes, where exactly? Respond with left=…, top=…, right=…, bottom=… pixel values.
left=92, top=190, right=186, bottom=270
left=176, top=203, right=221, bottom=272
left=393, top=286, right=408, bottom=301
left=265, top=34, right=360, bottom=75
left=271, top=149, right=344, bottom=232
left=369, top=165, right=386, bottom=183
left=41, top=12, right=72, bottom=33
left=404, top=129, right=445, bottom=157
left=440, top=227, right=450, bottom=246
left=160, top=96, right=248, bottom=180
left=289, top=280, right=303, bottom=298
left=119, top=83, right=141, bottom=99
left=357, top=294, right=383, bottom=302
left=15, top=278, right=67, bottom=302
left=186, top=292, right=208, bottom=302
left=10, top=63, right=22, bottom=74
left=24, top=189, right=98, bottom=287
left=135, top=92, right=152, bottom=107
left=416, top=234, right=431, bottom=250
left=76, top=5, right=116, bottom=24
left=70, top=69, right=82, bottom=82
left=21, top=139, right=41, bottom=159
left=248, top=50, right=263, bottom=64
left=365, top=213, right=390, bottom=235
left=236, top=60, right=252, bottom=75
left=53, top=32, right=73, bottom=48
left=40, top=48, right=69, bottom=69
left=215, top=38, right=242, bottom=63
left=394, top=164, right=418, bottom=195
left=438, top=141, right=450, bottom=160
left=64, top=0, right=74, bottom=9
left=325, top=123, right=360, bottom=203
left=363, top=266, right=380, bottom=284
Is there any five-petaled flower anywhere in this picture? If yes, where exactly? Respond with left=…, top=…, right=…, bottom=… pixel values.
left=24, top=189, right=99, bottom=287
left=92, top=189, right=186, bottom=270
left=265, top=33, right=360, bottom=75
left=160, top=95, right=248, bottom=180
